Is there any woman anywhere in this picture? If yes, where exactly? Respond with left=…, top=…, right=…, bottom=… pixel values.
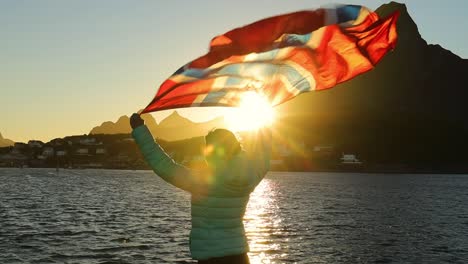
left=130, top=113, right=271, bottom=263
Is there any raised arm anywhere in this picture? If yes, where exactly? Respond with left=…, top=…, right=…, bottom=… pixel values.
left=130, top=114, right=207, bottom=194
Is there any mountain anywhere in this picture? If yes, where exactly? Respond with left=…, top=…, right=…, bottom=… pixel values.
left=157, top=111, right=194, bottom=128
left=90, top=111, right=227, bottom=141
left=89, top=113, right=160, bottom=135
left=275, top=2, right=468, bottom=167
left=0, top=133, right=15, bottom=147
left=89, top=115, right=132, bottom=135
left=151, top=111, right=227, bottom=141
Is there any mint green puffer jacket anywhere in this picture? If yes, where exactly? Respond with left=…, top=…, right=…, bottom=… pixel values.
left=132, top=125, right=271, bottom=260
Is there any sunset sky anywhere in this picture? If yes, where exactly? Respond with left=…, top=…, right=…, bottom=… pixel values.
left=1, top=0, right=467, bottom=142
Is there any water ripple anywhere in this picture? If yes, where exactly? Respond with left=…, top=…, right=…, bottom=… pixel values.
left=1, top=169, right=468, bottom=263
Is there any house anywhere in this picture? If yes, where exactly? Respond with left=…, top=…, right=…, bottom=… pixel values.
left=11, top=143, right=27, bottom=154
left=42, top=147, right=55, bottom=157
left=76, top=148, right=89, bottom=155
left=313, top=145, right=334, bottom=152
left=96, top=148, right=107, bottom=155
left=79, top=138, right=96, bottom=145
left=56, top=150, right=67, bottom=156
left=50, top=138, right=66, bottom=146
left=28, top=140, right=44, bottom=148
left=14, top=142, right=27, bottom=148
left=0, top=153, right=28, bottom=166
left=67, top=136, right=82, bottom=145
left=340, top=154, right=362, bottom=164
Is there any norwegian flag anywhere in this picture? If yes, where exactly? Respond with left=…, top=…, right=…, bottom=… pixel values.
left=142, top=5, right=399, bottom=113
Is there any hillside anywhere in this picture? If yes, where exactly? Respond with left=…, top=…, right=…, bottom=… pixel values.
left=0, top=133, right=14, bottom=147
left=275, top=2, right=468, bottom=167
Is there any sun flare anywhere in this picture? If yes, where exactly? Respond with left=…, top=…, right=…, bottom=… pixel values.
left=225, top=92, right=275, bottom=131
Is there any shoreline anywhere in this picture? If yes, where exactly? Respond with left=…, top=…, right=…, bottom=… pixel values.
left=3, top=166, right=468, bottom=175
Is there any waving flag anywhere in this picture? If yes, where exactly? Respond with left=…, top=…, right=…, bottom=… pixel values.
left=142, top=5, right=399, bottom=114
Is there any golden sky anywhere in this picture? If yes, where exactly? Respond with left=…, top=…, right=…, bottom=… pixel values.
left=1, top=0, right=467, bottom=142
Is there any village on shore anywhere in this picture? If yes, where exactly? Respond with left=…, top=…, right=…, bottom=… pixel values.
left=0, top=133, right=364, bottom=172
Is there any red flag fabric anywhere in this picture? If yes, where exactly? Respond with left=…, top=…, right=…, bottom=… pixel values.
left=142, top=5, right=399, bottom=113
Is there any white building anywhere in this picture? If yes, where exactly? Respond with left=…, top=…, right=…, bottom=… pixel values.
left=340, top=154, right=362, bottom=164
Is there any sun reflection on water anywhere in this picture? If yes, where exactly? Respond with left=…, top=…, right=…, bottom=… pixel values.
left=244, top=179, right=285, bottom=263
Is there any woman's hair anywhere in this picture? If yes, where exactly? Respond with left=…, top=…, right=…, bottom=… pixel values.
left=205, top=129, right=241, bottom=160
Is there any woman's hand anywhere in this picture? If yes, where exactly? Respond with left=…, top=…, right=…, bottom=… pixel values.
left=130, top=113, right=144, bottom=129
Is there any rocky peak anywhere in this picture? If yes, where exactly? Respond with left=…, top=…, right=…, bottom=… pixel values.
left=376, top=1, right=427, bottom=52
left=158, top=111, right=193, bottom=128
left=116, top=115, right=130, bottom=123
left=89, top=115, right=131, bottom=135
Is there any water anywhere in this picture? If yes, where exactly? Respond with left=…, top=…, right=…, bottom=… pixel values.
left=1, top=168, right=468, bottom=264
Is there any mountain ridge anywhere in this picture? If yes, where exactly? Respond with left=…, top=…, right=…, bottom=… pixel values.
left=275, top=1, right=468, bottom=165
left=89, top=111, right=227, bottom=141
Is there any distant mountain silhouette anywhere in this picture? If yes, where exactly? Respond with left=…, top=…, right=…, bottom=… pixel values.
left=150, top=111, right=227, bottom=141
left=90, top=111, right=227, bottom=141
left=276, top=1, right=468, bottom=167
left=0, top=133, right=14, bottom=147
left=157, top=111, right=194, bottom=128
left=90, top=116, right=132, bottom=135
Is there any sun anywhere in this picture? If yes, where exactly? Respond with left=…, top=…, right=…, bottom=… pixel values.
left=225, top=91, right=275, bottom=131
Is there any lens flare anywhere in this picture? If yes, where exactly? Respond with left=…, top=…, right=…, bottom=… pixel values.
left=225, top=92, right=275, bottom=131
